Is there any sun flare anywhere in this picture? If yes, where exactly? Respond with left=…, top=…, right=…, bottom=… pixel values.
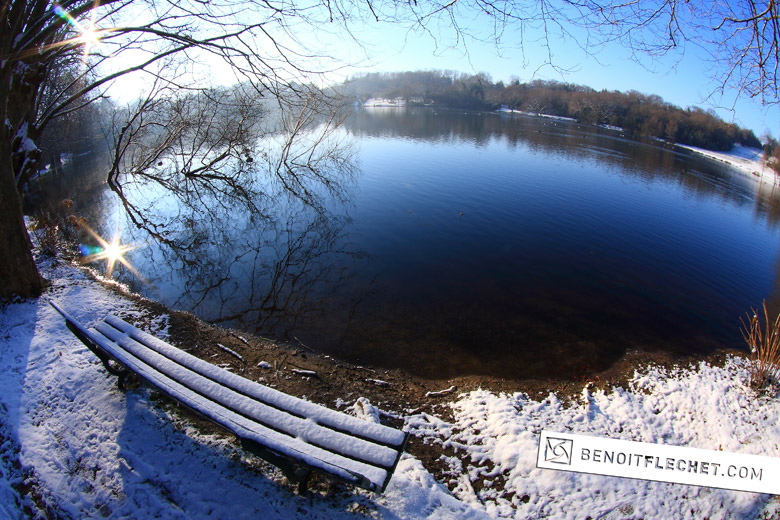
left=79, top=24, right=102, bottom=51
left=103, top=238, right=123, bottom=263
left=80, top=225, right=142, bottom=279
left=53, top=3, right=106, bottom=61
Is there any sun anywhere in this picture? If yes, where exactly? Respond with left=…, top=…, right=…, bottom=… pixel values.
left=79, top=24, right=103, bottom=56
left=53, top=3, right=106, bottom=61
left=103, top=239, right=122, bottom=263
left=100, top=235, right=128, bottom=275
left=80, top=225, right=142, bottom=279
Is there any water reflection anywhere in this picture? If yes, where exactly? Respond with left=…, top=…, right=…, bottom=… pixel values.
left=108, top=145, right=366, bottom=345
left=345, top=108, right=771, bottom=220
left=32, top=108, right=780, bottom=381
left=755, top=181, right=780, bottom=226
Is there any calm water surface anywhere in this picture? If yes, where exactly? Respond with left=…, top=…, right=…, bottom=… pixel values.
left=101, top=109, right=780, bottom=379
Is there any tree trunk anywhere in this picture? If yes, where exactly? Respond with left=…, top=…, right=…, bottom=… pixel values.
left=0, top=136, right=44, bottom=299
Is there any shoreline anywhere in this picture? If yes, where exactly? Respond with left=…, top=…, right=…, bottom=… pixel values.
left=37, top=258, right=754, bottom=454
left=673, top=142, right=776, bottom=183
left=72, top=255, right=747, bottom=401
left=2, top=255, right=776, bottom=518
left=35, top=257, right=754, bottom=432
left=495, top=106, right=774, bottom=184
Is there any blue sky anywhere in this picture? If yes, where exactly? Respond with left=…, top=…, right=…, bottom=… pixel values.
left=104, top=5, right=778, bottom=140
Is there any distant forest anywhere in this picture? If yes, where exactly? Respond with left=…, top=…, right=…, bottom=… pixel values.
left=340, top=71, right=762, bottom=152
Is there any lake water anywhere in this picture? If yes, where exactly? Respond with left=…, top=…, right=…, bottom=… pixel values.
left=95, top=108, right=780, bottom=380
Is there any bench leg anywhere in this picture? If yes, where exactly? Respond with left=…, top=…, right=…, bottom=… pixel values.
left=65, top=321, right=133, bottom=390
left=115, top=370, right=131, bottom=391
left=100, top=357, right=132, bottom=390
left=240, top=439, right=313, bottom=493
left=294, top=467, right=312, bottom=494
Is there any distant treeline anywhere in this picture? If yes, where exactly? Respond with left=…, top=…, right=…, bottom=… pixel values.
left=340, top=71, right=761, bottom=152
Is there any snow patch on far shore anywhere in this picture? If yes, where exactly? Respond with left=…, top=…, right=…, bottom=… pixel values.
left=676, top=143, right=774, bottom=183
left=497, top=106, right=577, bottom=123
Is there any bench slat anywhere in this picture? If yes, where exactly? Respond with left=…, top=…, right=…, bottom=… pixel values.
left=50, top=302, right=408, bottom=492
left=103, top=315, right=406, bottom=449
left=94, top=321, right=400, bottom=469
left=87, top=325, right=390, bottom=489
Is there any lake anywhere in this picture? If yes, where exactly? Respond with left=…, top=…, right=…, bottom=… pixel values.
left=87, top=108, right=780, bottom=380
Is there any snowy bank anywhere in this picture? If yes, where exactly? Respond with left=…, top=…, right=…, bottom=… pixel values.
left=0, top=259, right=489, bottom=519
left=2, top=258, right=780, bottom=518
left=675, top=143, right=775, bottom=183
left=496, top=106, right=773, bottom=184
left=497, top=106, right=577, bottom=123
left=422, top=360, right=780, bottom=518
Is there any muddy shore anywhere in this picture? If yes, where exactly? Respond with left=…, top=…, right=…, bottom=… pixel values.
left=87, top=266, right=747, bottom=492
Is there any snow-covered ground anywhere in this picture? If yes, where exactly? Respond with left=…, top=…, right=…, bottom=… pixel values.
left=497, top=106, right=578, bottom=123
left=2, top=258, right=780, bottom=518
left=675, top=143, right=774, bottom=183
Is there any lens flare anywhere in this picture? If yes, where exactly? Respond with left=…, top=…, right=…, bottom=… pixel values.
left=79, top=224, right=142, bottom=279
left=53, top=2, right=105, bottom=61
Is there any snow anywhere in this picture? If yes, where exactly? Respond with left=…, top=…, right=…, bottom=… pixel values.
left=496, top=106, right=577, bottom=122
left=425, top=385, right=456, bottom=397
left=676, top=143, right=774, bottom=182
left=363, top=98, right=408, bottom=107
left=429, top=362, right=780, bottom=518
left=216, top=343, right=243, bottom=361
left=352, top=397, right=381, bottom=425
left=13, top=122, right=37, bottom=153
left=3, top=257, right=780, bottom=518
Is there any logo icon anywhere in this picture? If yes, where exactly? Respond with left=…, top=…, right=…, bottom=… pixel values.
left=545, top=437, right=573, bottom=465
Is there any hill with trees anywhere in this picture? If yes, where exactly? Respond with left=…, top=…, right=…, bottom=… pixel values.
left=341, top=71, right=762, bottom=152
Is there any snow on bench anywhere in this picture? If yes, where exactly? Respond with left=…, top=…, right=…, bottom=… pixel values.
left=50, top=302, right=408, bottom=493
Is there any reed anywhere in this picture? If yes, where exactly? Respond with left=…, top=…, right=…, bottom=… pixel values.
left=741, top=300, right=780, bottom=390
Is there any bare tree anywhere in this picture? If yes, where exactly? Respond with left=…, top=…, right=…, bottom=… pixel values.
left=0, top=0, right=366, bottom=297
left=2, top=0, right=779, bottom=298
left=532, top=1, right=780, bottom=106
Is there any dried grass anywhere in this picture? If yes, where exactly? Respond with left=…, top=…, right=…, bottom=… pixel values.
left=741, top=300, right=780, bottom=391
left=29, top=211, right=60, bottom=257
left=29, top=199, right=86, bottom=257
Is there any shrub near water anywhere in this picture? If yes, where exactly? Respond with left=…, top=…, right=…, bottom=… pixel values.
left=741, top=300, right=780, bottom=390
left=29, top=200, right=87, bottom=258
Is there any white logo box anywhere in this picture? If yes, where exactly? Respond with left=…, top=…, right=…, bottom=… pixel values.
left=537, top=430, right=780, bottom=494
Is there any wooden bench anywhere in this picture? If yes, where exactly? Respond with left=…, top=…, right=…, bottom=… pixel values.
left=50, top=302, right=409, bottom=493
